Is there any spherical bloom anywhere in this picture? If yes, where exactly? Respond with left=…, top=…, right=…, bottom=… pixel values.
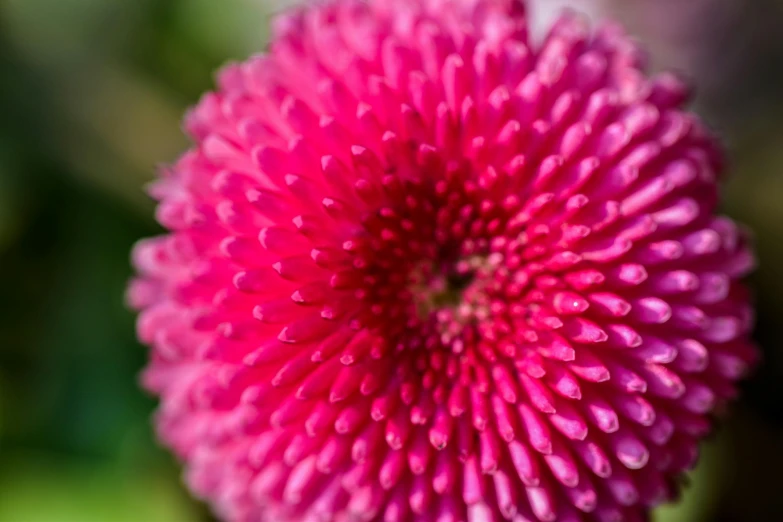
left=128, top=1, right=757, bottom=521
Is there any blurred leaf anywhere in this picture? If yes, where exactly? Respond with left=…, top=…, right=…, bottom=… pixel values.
left=54, top=64, right=188, bottom=213
left=0, top=456, right=200, bottom=522
left=0, top=144, right=25, bottom=249
left=653, top=435, right=724, bottom=522
left=1, top=0, right=146, bottom=70
left=174, top=0, right=269, bottom=60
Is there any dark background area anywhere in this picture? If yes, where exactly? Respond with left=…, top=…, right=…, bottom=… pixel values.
left=0, top=1, right=781, bottom=521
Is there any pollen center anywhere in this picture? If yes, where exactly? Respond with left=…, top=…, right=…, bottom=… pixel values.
left=410, top=260, right=476, bottom=320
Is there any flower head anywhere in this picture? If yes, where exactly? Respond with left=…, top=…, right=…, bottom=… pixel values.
left=129, top=1, right=757, bottom=520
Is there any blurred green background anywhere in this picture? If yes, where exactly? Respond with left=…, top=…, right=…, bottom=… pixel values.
left=0, top=0, right=781, bottom=521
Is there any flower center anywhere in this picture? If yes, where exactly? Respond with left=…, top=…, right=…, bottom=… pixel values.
left=348, top=168, right=532, bottom=355
left=410, top=260, right=476, bottom=320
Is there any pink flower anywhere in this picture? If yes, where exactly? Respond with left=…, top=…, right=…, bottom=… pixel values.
left=129, top=1, right=758, bottom=521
